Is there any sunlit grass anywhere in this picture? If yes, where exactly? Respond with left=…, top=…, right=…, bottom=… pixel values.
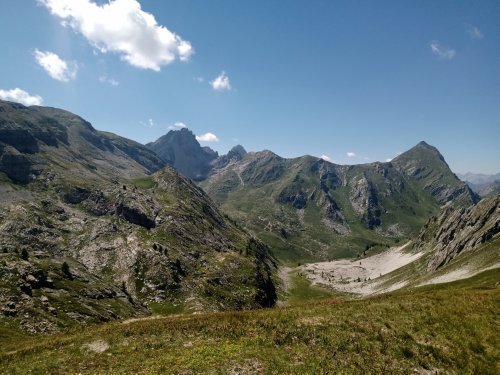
left=1, top=269, right=498, bottom=374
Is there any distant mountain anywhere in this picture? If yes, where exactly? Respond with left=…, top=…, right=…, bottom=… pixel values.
left=201, top=141, right=478, bottom=263
left=457, top=172, right=500, bottom=185
left=456, top=172, right=500, bottom=198
left=0, top=100, right=276, bottom=333
left=211, top=144, right=247, bottom=170
left=146, top=128, right=218, bottom=181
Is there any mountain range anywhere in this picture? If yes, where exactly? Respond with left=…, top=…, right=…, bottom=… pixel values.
left=0, top=99, right=498, bottom=339
left=457, top=172, right=500, bottom=198
left=201, top=141, right=478, bottom=263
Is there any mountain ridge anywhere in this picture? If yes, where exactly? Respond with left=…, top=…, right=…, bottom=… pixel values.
left=200, top=141, right=478, bottom=263
left=0, top=100, right=277, bottom=333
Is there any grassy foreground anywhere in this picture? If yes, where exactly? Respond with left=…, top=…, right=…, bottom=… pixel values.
left=1, top=269, right=499, bottom=374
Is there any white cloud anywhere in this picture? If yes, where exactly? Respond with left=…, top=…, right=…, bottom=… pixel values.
left=39, top=0, right=193, bottom=71
left=320, top=154, right=332, bottom=162
left=195, top=76, right=204, bottom=83
left=466, top=25, right=484, bottom=40
left=168, top=121, right=187, bottom=130
left=346, top=152, right=356, bottom=158
left=385, top=158, right=392, bottom=162
left=34, top=49, right=78, bottom=81
left=211, top=71, right=231, bottom=91
left=196, top=132, right=219, bottom=142
left=0, top=88, right=43, bottom=106
left=99, top=75, right=119, bottom=86
left=430, top=41, right=456, bottom=60
left=140, top=118, right=154, bottom=128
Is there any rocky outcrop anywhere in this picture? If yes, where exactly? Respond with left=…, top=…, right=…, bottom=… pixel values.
left=115, top=199, right=156, bottom=229
left=350, top=176, right=381, bottom=229
left=0, top=144, right=38, bottom=184
left=323, top=198, right=350, bottom=235
left=414, top=194, right=500, bottom=271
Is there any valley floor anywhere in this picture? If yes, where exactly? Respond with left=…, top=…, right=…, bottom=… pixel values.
left=300, top=242, right=423, bottom=296
left=296, top=241, right=500, bottom=297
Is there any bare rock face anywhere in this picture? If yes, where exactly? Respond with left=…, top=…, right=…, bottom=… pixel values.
left=414, top=194, right=500, bottom=271
left=146, top=128, right=218, bottom=181
left=323, top=198, right=350, bottom=235
left=349, top=176, right=381, bottom=229
left=0, top=145, right=36, bottom=184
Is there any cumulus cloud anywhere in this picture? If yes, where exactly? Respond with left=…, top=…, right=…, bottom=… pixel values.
left=39, top=0, right=193, bottom=71
left=430, top=41, right=456, bottom=60
left=168, top=121, right=187, bottom=130
left=0, top=88, right=43, bottom=106
left=99, top=75, right=119, bottom=86
left=346, top=152, right=356, bottom=158
left=34, top=49, right=78, bottom=81
left=466, top=25, right=484, bottom=40
left=211, top=71, right=231, bottom=91
left=320, top=154, right=332, bottom=162
left=196, top=132, right=219, bottom=142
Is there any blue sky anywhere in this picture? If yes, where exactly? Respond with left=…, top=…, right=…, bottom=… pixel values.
left=1, top=1, right=499, bottom=173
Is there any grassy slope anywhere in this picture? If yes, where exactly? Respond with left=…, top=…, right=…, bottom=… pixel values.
left=1, top=269, right=498, bottom=374
left=202, top=152, right=453, bottom=266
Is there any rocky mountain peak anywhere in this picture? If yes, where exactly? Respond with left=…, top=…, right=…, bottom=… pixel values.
left=146, top=129, right=218, bottom=182
left=391, top=141, right=478, bottom=206
left=227, top=145, right=247, bottom=160
left=394, top=141, right=445, bottom=164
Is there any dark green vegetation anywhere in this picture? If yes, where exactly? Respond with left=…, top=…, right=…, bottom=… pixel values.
left=1, top=270, right=498, bottom=374
left=0, top=100, right=277, bottom=333
left=201, top=143, right=478, bottom=264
